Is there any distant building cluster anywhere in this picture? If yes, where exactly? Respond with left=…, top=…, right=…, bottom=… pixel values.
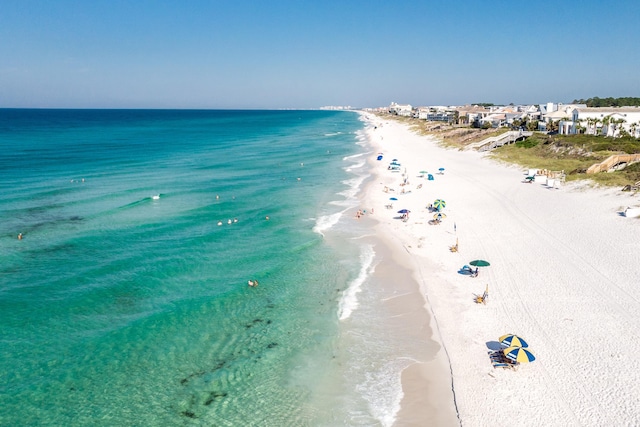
left=372, top=102, right=640, bottom=139
left=320, top=105, right=353, bottom=111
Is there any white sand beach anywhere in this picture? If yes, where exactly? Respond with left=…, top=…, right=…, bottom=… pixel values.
left=359, top=112, right=640, bottom=426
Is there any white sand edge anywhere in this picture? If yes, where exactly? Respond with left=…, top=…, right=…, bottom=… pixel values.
left=358, top=111, right=640, bottom=427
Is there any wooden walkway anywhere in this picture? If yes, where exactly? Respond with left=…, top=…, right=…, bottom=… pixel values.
left=467, top=130, right=533, bottom=151
left=586, top=153, right=640, bottom=174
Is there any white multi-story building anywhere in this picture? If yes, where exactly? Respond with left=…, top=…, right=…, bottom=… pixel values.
left=388, top=102, right=413, bottom=117
left=566, top=107, right=640, bottom=138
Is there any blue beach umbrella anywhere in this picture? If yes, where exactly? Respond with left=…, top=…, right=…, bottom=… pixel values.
left=503, top=346, right=536, bottom=363
left=499, top=334, right=529, bottom=348
left=389, top=197, right=398, bottom=201
left=439, top=167, right=445, bottom=172
left=397, top=209, right=410, bottom=214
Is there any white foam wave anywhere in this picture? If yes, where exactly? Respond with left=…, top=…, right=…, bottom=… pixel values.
left=329, top=199, right=354, bottom=207
left=338, top=244, right=375, bottom=320
left=324, top=132, right=343, bottom=137
left=312, top=209, right=346, bottom=236
left=342, top=152, right=365, bottom=161
left=356, top=357, right=415, bottom=427
left=338, top=175, right=367, bottom=199
left=345, top=160, right=365, bottom=172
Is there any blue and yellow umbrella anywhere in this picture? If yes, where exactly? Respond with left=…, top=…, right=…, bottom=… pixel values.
left=499, top=334, right=529, bottom=348
left=503, top=346, right=536, bottom=363
left=433, top=199, right=446, bottom=210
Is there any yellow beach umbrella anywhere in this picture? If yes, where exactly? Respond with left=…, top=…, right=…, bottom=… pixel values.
left=503, top=346, right=536, bottom=363
left=499, top=334, right=529, bottom=348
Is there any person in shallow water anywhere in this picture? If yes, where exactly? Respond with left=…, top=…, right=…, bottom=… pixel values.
left=248, top=280, right=259, bottom=287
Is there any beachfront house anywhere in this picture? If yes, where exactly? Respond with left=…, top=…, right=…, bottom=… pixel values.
left=541, top=103, right=586, bottom=134
left=569, top=107, right=640, bottom=138
left=417, top=106, right=456, bottom=123
left=480, top=113, right=506, bottom=128
left=455, top=105, right=490, bottom=126
left=389, top=102, right=413, bottom=117
left=474, top=105, right=535, bottom=129
left=524, top=105, right=542, bottom=122
left=416, top=107, right=430, bottom=120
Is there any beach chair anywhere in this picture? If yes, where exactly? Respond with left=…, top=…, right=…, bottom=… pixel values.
left=488, top=351, right=516, bottom=370
left=474, top=287, right=488, bottom=304
left=492, top=362, right=516, bottom=370
left=449, top=244, right=458, bottom=252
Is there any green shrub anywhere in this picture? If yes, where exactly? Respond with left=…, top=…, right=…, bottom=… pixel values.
left=592, top=142, right=615, bottom=152
left=623, top=143, right=640, bottom=154
left=515, top=139, right=539, bottom=149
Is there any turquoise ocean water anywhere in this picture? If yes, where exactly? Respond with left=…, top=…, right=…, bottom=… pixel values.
left=0, top=110, right=427, bottom=426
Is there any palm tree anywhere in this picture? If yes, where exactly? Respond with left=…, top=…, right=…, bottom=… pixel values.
left=586, top=117, right=601, bottom=135
left=614, top=118, right=626, bottom=137
left=602, top=116, right=612, bottom=137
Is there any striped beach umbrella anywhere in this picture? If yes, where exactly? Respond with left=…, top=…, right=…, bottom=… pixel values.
left=503, top=346, right=536, bottom=363
left=499, top=334, right=529, bottom=348
left=433, top=199, right=446, bottom=210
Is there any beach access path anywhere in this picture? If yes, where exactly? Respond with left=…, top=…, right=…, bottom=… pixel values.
left=360, top=112, right=640, bottom=427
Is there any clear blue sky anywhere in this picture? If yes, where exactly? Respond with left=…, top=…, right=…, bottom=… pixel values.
left=2, top=0, right=639, bottom=109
